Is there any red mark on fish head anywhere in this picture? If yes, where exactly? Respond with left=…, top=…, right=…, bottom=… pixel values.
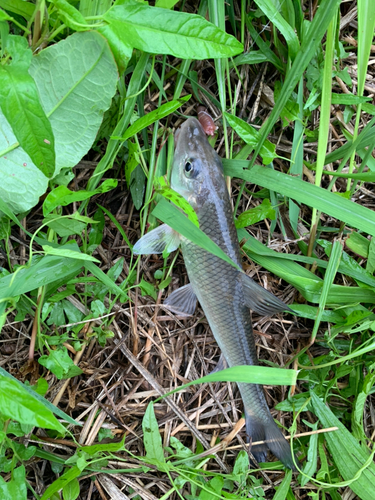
left=197, top=107, right=218, bottom=136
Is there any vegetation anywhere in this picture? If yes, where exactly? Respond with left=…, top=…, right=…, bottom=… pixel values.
left=0, top=0, right=375, bottom=498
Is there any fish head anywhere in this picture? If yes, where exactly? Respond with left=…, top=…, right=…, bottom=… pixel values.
left=171, top=117, right=226, bottom=211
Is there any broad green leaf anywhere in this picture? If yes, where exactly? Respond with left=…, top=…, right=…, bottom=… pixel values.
left=224, top=161, right=375, bottom=237
left=96, top=24, right=132, bottom=75
left=6, top=35, right=32, bottom=66
left=224, top=113, right=277, bottom=164
left=230, top=51, right=269, bottom=67
left=345, top=232, right=369, bottom=258
left=43, top=216, right=87, bottom=238
left=0, top=246, right=83, bottom=300
left=43, top=179, right=117, bottom=216
left=0, top=107, right=49, bottom=213
left=0, top=374, right=65, bottom=432
left=80, top=436, right=125, bottom=456
left=0, top=32, right=118, bottom=214
left=0, top=63, right=55, bottom=178
left=143, top=402, right=165, bottom=463
left=311, top=392, right=375, bottom=500
left=51, top=0, right=88, bottom=31
left=0, top=466, right=27, bottom=500
left=273, top=469, right=292, bottom=500
left=155, top=0, right=179, bottom=8
left=233, top=450, right=250, bottom=479
left=0, top=0, right=34, bottom=20
left=29, top=31, right=118, bottom=176
left=300, top=422, right=318, bottom=486
left=38, top=348, right=83, bottom=380
left=62, top=478, right=80, bottom=500
left=104, top=2, right=243, bottom=59
left=367, top=238, right=375, bottom=274
left=130, top=164, right=146, bottom=210
left=235, top=198, right=275, bottom=228
left=0, top=367, right=80, bottom=426
left=331, top=93, right=371, bottom=105
left=42, top=245, right=100, bottom=263
left=155, top=176, right=199, bottom=227
left=40, top=466, right=82, bottom=500
left=139, top=276, right=157, bottom=300
left=124, top=141, right=140, bottom=188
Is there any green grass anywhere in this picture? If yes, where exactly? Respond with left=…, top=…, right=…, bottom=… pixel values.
left=0, top=1, right=375, bottom=499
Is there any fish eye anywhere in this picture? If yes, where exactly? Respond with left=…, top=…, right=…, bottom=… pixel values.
left=184, top=160, right=193, bottom=174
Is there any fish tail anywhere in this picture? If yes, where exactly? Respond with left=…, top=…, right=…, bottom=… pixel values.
left=245, top=411, right=267, bottom=464
left=245, top=410, right=297, bottom=471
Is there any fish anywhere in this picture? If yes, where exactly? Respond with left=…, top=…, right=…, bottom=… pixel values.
left=134, top=117, right=296, bottom=470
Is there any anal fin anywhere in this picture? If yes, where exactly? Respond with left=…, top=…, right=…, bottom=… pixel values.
left=164, top=283, right=197, bottom=316
left=240, top=272, right=293, bottom=316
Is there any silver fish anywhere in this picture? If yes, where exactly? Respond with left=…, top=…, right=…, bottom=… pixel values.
left=134, top=117, right=296, bottom=470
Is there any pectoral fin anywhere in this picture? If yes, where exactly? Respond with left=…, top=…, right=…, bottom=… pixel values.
left=164, top=283, right=197, bottom=316
left=133, top=224, right=180, bottom=255
left=240, top=272, right=292, bottom=315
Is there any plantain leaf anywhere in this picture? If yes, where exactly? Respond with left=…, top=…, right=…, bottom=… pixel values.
left=0, top=64, right=55, bottom=177
left=104, top=1, right=243, bottom=59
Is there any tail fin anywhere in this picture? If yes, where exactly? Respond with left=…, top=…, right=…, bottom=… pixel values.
left=245, top=410, right=296, bottom=471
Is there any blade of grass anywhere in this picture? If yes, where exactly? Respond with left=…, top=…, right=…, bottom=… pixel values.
left=347, top=0, right=375, bottom=190
left=311, top=391, right=375, bottom=499
left=98, top=204, right=133, bottom=250
left=308, top=11, right=338, bottom=256
left=253, top=0, right=300, bottom=60
left=239, top=229, right=375, bottom=304
left=289, top=77, right=304, bottom=233
left=300, top=239, right=343, bottom=359
left=240, top=232, right=375, bottom=288
left=248, top=0, right=342, bottom=169
left=152, top=198, right=242, bottom=272
left=161, top=365, right=298, bottom=401
left=224, top=162, right=375, bottom=237
left=112, top=95, right=190, bottom=141
left=246, top=19, right=284, bottom=73
left=208, top=0, right=229, bottom=160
